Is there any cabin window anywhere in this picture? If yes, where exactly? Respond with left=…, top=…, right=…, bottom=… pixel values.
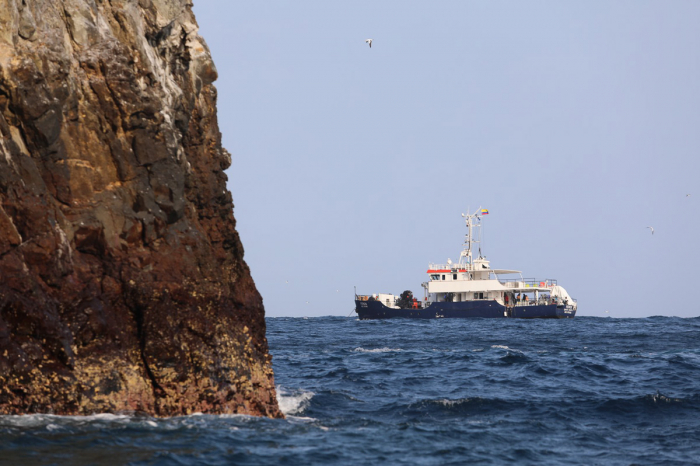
left=453, top=274, right=457, bottom=280
left=442, top=275, right=445, bottom=280
left=430, top=274, right=439, bottom=281
left=474, top=292, right=484, bottom=300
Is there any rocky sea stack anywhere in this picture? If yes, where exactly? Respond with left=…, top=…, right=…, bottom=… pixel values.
left=0, top=0, right=281, bottom=417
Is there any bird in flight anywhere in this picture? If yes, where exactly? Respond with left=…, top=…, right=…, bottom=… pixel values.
left=647, top=226, right=654, bottom=235
left=686, top=194, right=691, bottom=197
left=365, top=39, right=373, bottom=48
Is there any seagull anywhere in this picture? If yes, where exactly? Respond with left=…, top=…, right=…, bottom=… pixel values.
left=647, top=226, right=654, bottom=235
left=365, top=39, right=373, bottom=48
left=686, top=194, right=691, bottom=197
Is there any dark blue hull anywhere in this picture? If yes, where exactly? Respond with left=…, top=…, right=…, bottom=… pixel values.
left=355, top=300, right=576, bottom=319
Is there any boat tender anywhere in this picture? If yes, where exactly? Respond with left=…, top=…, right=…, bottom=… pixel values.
left=355, top=208, right=577, bottom=319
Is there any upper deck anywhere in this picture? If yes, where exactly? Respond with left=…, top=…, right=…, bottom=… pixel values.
left=426, top=273, right=559, bottom=294
left=424, top=208, right=561, bottom=296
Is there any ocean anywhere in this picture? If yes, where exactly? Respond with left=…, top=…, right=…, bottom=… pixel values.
left=1, top=316, right=699, bottom=465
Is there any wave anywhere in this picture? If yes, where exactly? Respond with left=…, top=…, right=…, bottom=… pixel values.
left=276, top=387, right=314, bottom=416
left=353, top=347, right=403, bottom=353
left=594, top=391, right=700, bottom=415
left=499, top=352, right=530, bottom=364
left=0, top=413, right=133, bottom=429
left=0, top=411, right=271, bottom=432
left=405, top=392, right=700, bottom=419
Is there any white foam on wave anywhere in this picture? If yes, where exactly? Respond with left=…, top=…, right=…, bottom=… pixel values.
left=353, top=347, right=402, bottom=353
left=276, top=387, right=314, bottom=416
left=491, top=345, right=525, bottom=354
left=1, top=411, right=276, bottom=432
left=0, top=413, right=133, bottom=428
left=2, top=399, right=322, bottom=429
left=286, top=415, right=316, bottom=422
left=435, top=399, right=460, bottom=407
left=214, top=413, right=250, bottom=419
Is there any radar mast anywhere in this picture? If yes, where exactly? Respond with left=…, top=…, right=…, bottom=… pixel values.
left=458, top=207, right=484, bottom=267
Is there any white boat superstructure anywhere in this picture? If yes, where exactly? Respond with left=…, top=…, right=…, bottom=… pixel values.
left=419, top=208, right=577, bottom=310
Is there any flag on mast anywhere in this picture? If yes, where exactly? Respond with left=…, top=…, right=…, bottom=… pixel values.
left=480, top=208, right=489, bottom=215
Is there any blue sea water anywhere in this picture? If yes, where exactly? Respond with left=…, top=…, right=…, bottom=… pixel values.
left=2, top=316, right=700, bottom=465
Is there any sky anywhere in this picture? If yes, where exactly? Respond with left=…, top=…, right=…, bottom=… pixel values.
left=192, top=1, right=700, bottom=318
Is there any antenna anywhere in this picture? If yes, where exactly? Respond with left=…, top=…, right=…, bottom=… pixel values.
left=458, top=206, right=486, bottom=267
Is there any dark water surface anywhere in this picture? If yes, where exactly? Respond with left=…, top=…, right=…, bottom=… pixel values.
left=2, top=316, right=700, bottom=465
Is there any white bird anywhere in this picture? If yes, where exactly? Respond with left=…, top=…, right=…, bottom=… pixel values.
left=686, top=194, right=691, bottom=197
left=647, top=226, right=654, bottom=235
left=365, top=39, right=373, bottom=48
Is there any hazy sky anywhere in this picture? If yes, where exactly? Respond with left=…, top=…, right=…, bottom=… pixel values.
left=193, top=1, right=700, bottom=318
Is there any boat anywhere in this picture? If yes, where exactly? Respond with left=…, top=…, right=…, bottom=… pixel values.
left=354, top=208, right=577, bottom=319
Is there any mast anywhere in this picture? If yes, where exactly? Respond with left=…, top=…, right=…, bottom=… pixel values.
left=459, top=207, right=483, bottom=267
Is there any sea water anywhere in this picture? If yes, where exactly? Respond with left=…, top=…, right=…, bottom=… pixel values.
left=1, top=316, right=699, bottom=465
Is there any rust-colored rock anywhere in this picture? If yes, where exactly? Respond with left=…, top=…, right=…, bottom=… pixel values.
left=0, top=0, right=281, bottom=417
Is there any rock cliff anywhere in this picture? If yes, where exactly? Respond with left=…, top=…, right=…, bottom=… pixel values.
left=0, top=0, right=281, bottom=417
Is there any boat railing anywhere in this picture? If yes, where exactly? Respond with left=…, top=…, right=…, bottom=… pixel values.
left=428, top=263, right=473, bottom=272
left=514, top=296, right=575, bottom=307
left=516, top=298, right=554, bottom=306
left=499, top=278, right=558, bottom=288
